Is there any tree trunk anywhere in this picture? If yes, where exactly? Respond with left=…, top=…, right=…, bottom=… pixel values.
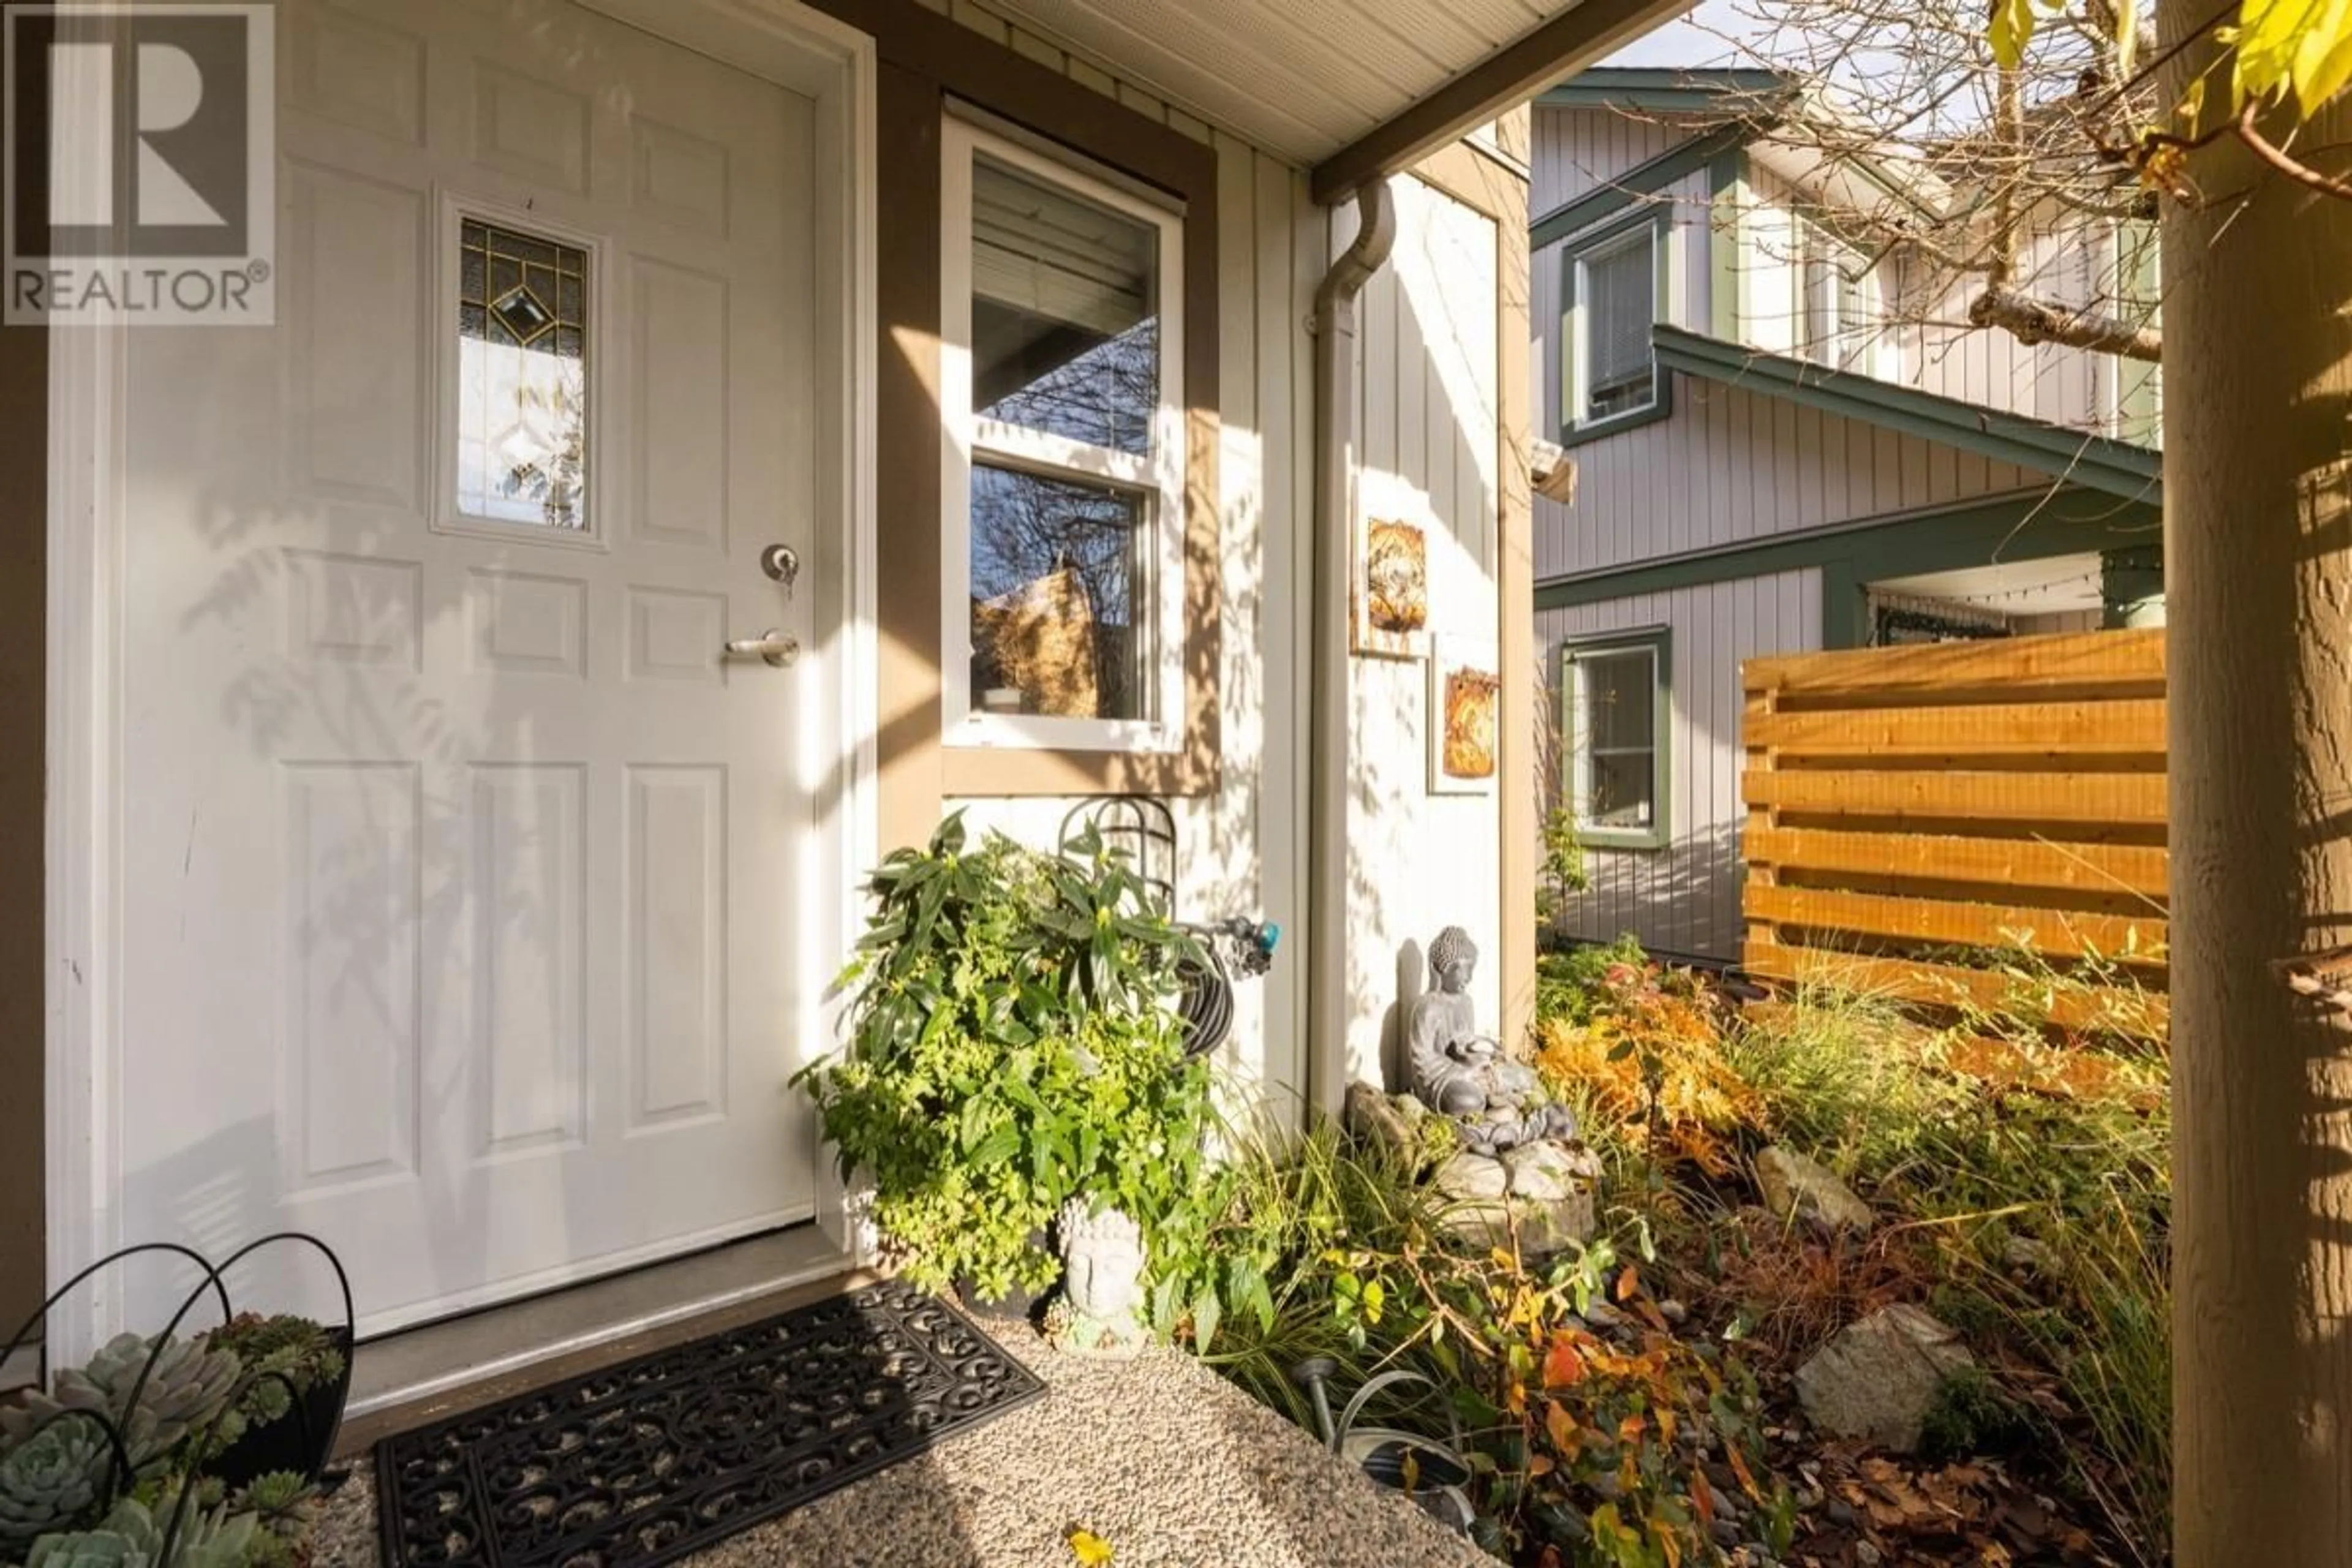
left=2165, top=11, right=2352, bottom=1561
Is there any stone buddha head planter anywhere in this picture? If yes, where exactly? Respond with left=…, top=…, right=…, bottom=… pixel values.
left=1049, top=1199, right=1148, bottom=1359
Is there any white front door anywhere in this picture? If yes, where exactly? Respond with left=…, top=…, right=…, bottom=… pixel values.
left=114, top=0, right=831, bottom=1334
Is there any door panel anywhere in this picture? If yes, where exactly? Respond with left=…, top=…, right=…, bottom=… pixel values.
left=116, top=0, right=823, bottom=1335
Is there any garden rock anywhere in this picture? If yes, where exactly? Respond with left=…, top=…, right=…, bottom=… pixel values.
left=1344, top=1081, right=1417, bottom=1158
left=1433, top=1151, right=1510, bottom=1202
left=1795, top=1304, right=1976, bottom=1453
left=1755, top=1145, right=1874, bottom=1236
left=1436, top=1144, right=1596, bottom=1255
left=1501, top=1140, right=1599, bottom=1203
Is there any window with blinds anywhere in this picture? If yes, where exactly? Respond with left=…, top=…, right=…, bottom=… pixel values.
left=940, top=117, right=1188, bottom=754
left=1561, top=631, right=1670, bottom=848
left=1577, top=227, right=1656, bottom=423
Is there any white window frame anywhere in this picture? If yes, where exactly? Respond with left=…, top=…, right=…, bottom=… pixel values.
left=1797, top=218, right=1888, bottom=379
left=938, top=117, right=1187, bottom=753
left=1567, top=219, right=1664, bottom=433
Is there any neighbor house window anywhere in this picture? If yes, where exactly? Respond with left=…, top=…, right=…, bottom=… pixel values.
left=1570, top=221, right=1660, bottom=428
left=1562, top=633, right=1669, bottom=848
left=1800, top=221, right=1879, bottom=374
left=941, top=117, right=1186, bottom=753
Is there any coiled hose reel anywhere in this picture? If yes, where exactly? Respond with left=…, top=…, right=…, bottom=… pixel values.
left=1174, top=918, right=1281, bottom=1059
left=1055, top=796, right=1279, bottom=1061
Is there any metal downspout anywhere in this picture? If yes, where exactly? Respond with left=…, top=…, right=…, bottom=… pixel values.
left=1306, top=179, right=1396, bottom=1121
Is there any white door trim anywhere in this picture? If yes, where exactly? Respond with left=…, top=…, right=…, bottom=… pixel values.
left=42, top=0, right=880, bottom=1364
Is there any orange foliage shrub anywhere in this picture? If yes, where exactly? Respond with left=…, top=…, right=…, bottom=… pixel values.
left=1533, top=967, right=1763, bottom=1175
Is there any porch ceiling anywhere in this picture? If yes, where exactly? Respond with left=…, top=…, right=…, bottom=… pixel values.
left=976, top=0, right=1659, bottom=178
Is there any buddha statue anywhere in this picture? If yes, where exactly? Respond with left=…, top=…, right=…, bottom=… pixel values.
left=1407, top=927, right=1577, bottom=1156
left=1050, top=1199, right=1148, bottom=1359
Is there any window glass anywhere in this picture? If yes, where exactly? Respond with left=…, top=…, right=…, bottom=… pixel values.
left=1579, top=647, right=1658, bottom=830
left=1834, top=265, right=1872, bottom=370
left=1581, top=230, right=1655, bottom=421
left=1801, top=222, right=1874, bottom=373
left=946, top=122, right=1184, bottom=752
left=458, top=219, right=589, bottom=530
left=971, top=157, right=1159, bottom=456
left=968, top=462, right=1150, bottom=721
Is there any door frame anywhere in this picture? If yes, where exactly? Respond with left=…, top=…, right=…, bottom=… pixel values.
left=43, top=0, right=880, bottom=1363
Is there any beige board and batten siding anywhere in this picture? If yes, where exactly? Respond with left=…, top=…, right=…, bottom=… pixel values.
left=1542, top=570, right=1822, bottom=961
left=932, top=2, right=1522, bottom=1103
left=926, top=0, right=1319, bottom=1110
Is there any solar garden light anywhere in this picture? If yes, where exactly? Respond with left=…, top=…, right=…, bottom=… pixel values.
left=1288, top=1357, right=1476, bottom=1535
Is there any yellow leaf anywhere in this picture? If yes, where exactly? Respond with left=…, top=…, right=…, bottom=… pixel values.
left=1545, top=1401, right=1581, bottom=1457
left=1067, top=1528, right=1116, bottom=1566
left=2294, top=3, right=2352, bottom=111
left=1988, top=0, right=2036, bottom=67
left=2234, top=0, right=2352, bottom=113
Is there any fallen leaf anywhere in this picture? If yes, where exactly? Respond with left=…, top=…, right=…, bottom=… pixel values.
left=1066, top=1527, right=1115, bottom=1565
left=1542, top=1334, right=1588, bottom=1389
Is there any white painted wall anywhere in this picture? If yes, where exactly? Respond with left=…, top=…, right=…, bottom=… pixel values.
left=1335, top=175, right=1506, bottom=1094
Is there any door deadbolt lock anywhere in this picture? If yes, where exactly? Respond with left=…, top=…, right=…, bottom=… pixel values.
left=724, top=628, right=800, bottom=668
left=760, top=543, right=801, bottom=590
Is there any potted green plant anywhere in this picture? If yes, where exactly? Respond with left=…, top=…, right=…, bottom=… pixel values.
left=794, top=813, right=1218, bottom=1313
left=196, top=1315, right=350, bottom=1490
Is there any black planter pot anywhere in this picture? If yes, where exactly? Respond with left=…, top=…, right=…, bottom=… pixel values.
left=954, top=1231, right=1055, bottom=1321
left=206, top=1325, right=355, bottom=1488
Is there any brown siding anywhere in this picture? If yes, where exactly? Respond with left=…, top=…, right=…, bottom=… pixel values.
left=1, top=0, right=45, bottom=1335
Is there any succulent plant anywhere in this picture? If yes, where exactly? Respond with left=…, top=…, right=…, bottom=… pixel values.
left=23, top=1490, right=260, bottom=1568
left=0, top=1335, right=243, bottom=1474
left=225, top=1474, right=315, bottom=1568
left=0, top=1420, right=114, bottom=1553
left=201, top=1317, right=344, bottom=1432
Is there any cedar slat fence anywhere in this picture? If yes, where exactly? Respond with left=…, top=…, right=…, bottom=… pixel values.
left=1741, top=629, right=2168, bottom=1033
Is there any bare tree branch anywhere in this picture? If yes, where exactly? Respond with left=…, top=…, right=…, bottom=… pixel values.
left=2235, top=103, right=2352, bottom=202
left=1968, top=285, right=2164, bottom=358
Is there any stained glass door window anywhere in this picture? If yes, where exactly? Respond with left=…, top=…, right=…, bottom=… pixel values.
left=458, top=219, right=590, bottom=530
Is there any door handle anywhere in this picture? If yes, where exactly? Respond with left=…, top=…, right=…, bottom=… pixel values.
left=724, top=629, right=799, bottom=668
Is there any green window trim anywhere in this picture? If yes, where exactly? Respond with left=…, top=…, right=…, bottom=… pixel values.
left=1557, top=627, right=1673, bottom=851
left=1559, top=206, right=1676, bottom=448
left=1708, top=147, right=1745, bottom=342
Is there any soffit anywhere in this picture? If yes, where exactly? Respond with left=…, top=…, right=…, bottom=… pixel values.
left=979, top=0, right=1574, bottom=162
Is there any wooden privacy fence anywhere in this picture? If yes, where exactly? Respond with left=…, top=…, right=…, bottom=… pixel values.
left=1740, top=629, right=2168, bottom=1033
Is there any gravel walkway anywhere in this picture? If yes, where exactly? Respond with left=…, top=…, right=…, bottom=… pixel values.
left=317, top=1322, right=1495, bottom=1568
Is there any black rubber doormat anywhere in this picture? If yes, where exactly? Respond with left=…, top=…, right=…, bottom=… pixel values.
left=374, top=1280, right=1046, bottom=1568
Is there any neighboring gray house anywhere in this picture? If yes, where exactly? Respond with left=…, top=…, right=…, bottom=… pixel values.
left=1532, top=68, right=2164, bottom=963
